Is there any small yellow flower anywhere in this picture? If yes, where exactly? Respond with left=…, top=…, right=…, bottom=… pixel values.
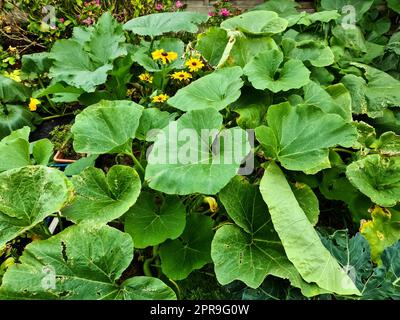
left=138, top=72, right=153, bottom=83
left=185, top=57, right=204, bottom=72
left=171, top=71, right=192, bottom=81
left=152, top=93, right=169, bottom=103
left=3, top=70, right=21, bottom=82
left=151, top=49, right=178, bottom=64
left=29, top=98, right=41, bottom=112
left=8, top=46, right=17, bottom=53
left=203, top=196, right=218, bottom=213
left=3, top=26, right=11, bottom=33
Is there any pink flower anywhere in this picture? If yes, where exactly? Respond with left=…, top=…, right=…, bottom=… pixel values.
left=93, top=0, right=100, bottom=5
left=208, top=11, right=216, bottom=17
left=155, top=3, right=163, bottom=11
left=59, top=17, right=65, bottom=23
left=82, top=17, right=94, bottom=25
left=175, top=1, right=184, bottom=8
left=219, top=8, right=230, bottom=17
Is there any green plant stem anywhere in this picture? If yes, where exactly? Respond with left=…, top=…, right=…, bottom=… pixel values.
left=41, top=112, right=74, bottom=121
left=143, top=245, right=159, bottom=277
left=332, top=148, right=354, bottom=155
left=128, top=152, right=145, bottom=175
left=37, top=76, right=56, bottom=110
left=143, top=258, right=153, bottom=277
left=168, top=278, right=181, bottom=299
left=40, top=223, right=52, bottom=238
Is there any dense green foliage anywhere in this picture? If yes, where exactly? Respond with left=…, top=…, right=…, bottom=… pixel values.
left=0, top=0, right=400, bottom=300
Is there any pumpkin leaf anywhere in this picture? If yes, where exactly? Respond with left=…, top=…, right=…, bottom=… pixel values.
left=243, top=49, right=310, bottom=93
left=71, top=100, right=143, bottom=155
left=62, top=166, right=141, bottom=224
left=221, top=11, right=288, bottom=35
left=159, top=214, right=213, bottom=280
left=49, top=13, right=127, bottom=93
left=124, top=12, right=208, bottom=36
left=0, top=223, right=176, bottom=300
left=255, top=102, right=357, bottom=174
left=360, top=206, right=400, bottom=265
left=124, top=192, right=186, bottom=248
left=260, top=162, right=361, bottom=295
left=167, top=67, right=243, bottom=112
left=145, top=108, right=251, bottom=195
left=0, top=166, right=72, bottom=247
left=346, top=154, right=400, bottom=207
left=212, top=176, right=327, bottom=296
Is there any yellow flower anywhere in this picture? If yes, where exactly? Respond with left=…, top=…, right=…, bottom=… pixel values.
left=3, top=26, right=11, bottom=33
left=29, top=98, right=41, bottom=112
left=185, top=57, right=204, bottom=72
left=152, top=93, right=169, bottom=103
left=8, top=46, right=17, bottom=53
left=151, top=49, right=178, bottom=64
left=3, top=70, right=21, bottom=82
left=171, top=71, right=192, bottom=81
left=138, top=72, right=153, bottom=83
left=203, top=196, right=218, bottom=213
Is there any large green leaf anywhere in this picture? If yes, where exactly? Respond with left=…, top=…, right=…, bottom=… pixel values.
left=362, top=241, right=400, bottom=299
left=71, top=100, right=143, bottom=154
left=252, top=0, right=299, bottom=17
left=229, top=35, right=278, bottom=68
left=255, top=102, right=357, bottom=174
left=49, top=13, right=127, bottom=92
left=346, top=155, right=400, bottom=208
left=302, top=81, right=352, bottom=122
left=321, top=231, right=372, bottom=292
left=124, top=192, right=186, bottom=248
left=282, top=38, right=334, bottom=67
left=33, top=83, right=84, bottom=103
left=294, top=11, right=340, bottom=26
left=0, top=131, right=30, bottom=172
left=159, top=214, right=213, bottom=280
left=388, top=0, right=400, bottom=14
left=145, top=108, right=251, bottom=195
left=291, top=182, right=319, bottom=226
left=196, top=27, right=228, bottom=67
left=31, top=139, right=53, bottom=165
left=0, top=104, right=38, bottom=141
left=62, top=166, right=141, bottom=224
left=136, top=108, right=177, bottom=142
left=0, top=75, right=30, bottom=103
left=0, top=127, right=53, bottom=172
left=212, top=176, right=326, bottom=296
left=221, top=11, right=288, bottom=35
left=341, top=63, right=400, bottom=118
left=321, top=0, right=374, bottom=21
left=260, top=162, right=361, bottom=295
left=167, top=67, right=243, bottom=112
left=0, top=223, right=176, bottom=300
left=243, top=49, right=310, bottom=93
left=0, top=166, right=72, bottom=247
left=360, top=206, right=400, bottom=265
left=123, top=12, right=208, bottom=36
left=21, top=52, right=52, bottom=79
